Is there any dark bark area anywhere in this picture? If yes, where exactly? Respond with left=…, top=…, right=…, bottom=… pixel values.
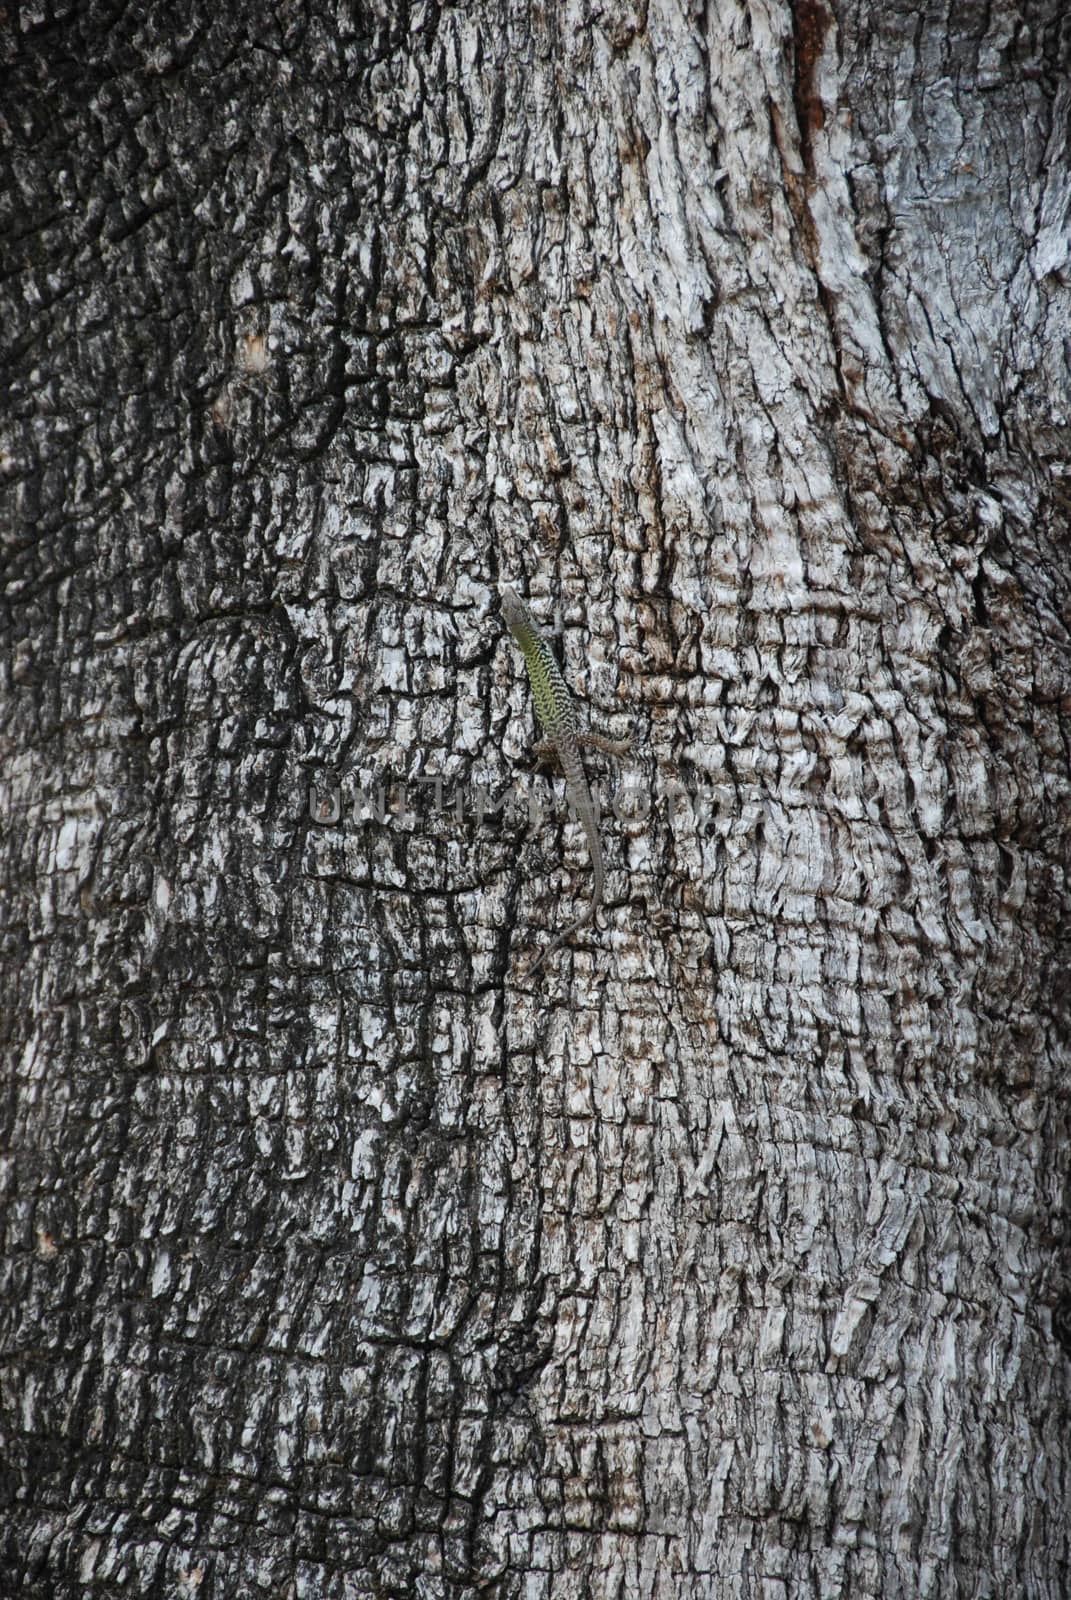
left=1, top=2, right=1070, bottom=1597
left=0, top=6, right=524, bottom=1595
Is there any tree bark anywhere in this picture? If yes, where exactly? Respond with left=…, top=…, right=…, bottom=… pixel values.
left=2, top=2, right=1070, bottom=1597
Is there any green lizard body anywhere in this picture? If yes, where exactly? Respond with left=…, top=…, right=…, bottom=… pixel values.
left=500, top=585, right=606, bottom=977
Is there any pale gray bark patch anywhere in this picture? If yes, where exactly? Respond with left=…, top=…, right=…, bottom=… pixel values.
left=1, top=1, right=1070, bottom=1598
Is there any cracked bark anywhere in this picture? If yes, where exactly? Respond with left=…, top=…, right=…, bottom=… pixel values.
left=2, top=2, right=1070, bottom=1597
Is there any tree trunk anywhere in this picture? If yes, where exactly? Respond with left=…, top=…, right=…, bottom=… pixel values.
left=2, top=2, right=1069, bottom=1596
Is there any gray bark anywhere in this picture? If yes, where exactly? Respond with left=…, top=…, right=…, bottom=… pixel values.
left=2, top=1, right=1070, bottom=1597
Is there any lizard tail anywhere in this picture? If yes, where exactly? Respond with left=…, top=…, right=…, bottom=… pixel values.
left=520, top=897, right=598, bottom=983
left=520, top=800, right=604, bottom=981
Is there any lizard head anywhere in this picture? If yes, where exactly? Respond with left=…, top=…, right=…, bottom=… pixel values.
left=498, top=585, right=529, bottom=634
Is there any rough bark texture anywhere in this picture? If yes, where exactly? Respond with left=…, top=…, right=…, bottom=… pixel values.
left=2, top=2, right=1070, bottom=1597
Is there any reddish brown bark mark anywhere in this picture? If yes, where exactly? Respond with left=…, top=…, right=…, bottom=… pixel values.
left=791, top=0, right=829, bottom=174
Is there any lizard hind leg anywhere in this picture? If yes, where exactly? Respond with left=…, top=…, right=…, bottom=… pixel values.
left=532, top=738, right=563, bottom=773
left=578, top=731, right=631, bottom=757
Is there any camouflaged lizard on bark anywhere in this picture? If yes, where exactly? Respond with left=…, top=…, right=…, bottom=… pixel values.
left=500, top=585, right=628, bottom=978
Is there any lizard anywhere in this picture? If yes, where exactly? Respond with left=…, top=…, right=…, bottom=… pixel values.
left=499, top=584, right=628, bottom=978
